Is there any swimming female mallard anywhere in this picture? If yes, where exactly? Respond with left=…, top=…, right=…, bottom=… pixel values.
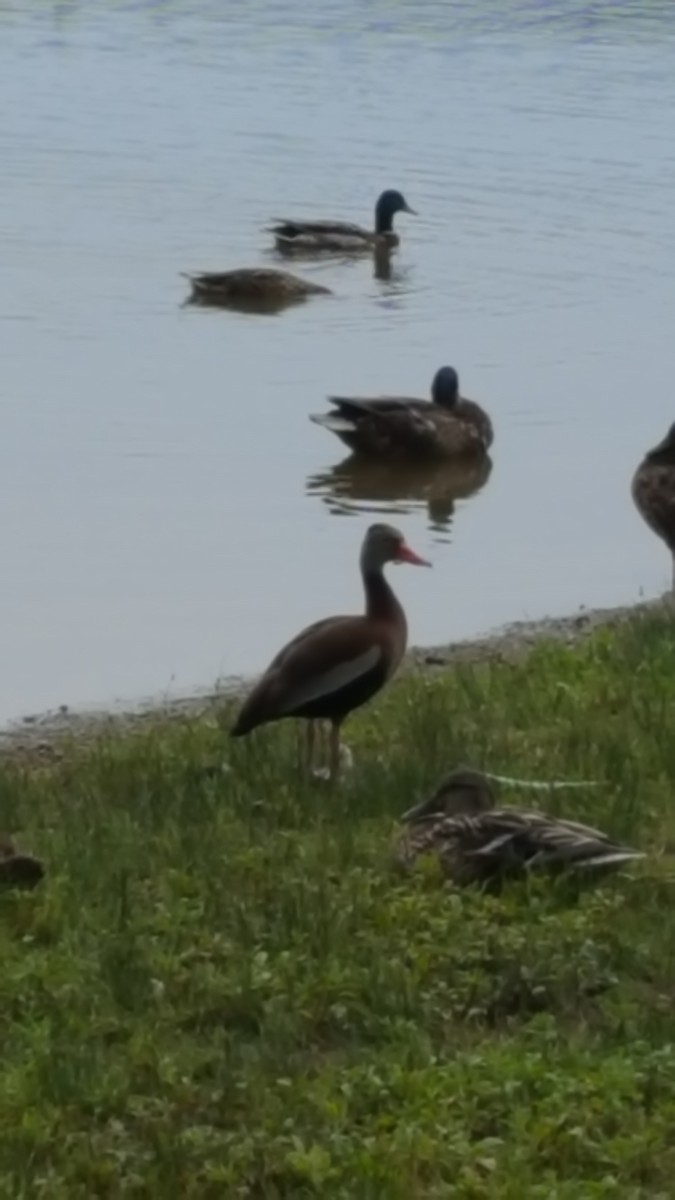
left=395, top=768, right=643, bottom=886
left=268, top=189, right=416, bottom=254
left=181, top=267, right=331, bottom=311
left=310, top=366, right=493, bottom=460
left=0, top=834, right=44, bottom=889
left=631, top=423, right=675, bottom=591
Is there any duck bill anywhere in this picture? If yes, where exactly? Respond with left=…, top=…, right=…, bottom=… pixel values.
left=397, top=541, right=431, bottom=567
left=403, top=203, right=417, bottom=215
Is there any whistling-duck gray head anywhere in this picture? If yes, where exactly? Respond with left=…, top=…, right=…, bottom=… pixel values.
left=359, top=523, right=431, bottom=574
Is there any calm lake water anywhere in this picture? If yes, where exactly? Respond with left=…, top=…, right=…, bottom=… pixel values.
left=3, top=0, right=675, bottom=723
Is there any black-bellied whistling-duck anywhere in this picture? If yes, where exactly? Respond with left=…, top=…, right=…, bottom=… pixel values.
left=395, top=768, right=644, bottom=886
left=230, top=523, right=431, bottom=780
left=632, top=424, right=675, bottom=592
left=310, top=366, right=493, bottom=460
left=267, top=189, right=416, bottom=255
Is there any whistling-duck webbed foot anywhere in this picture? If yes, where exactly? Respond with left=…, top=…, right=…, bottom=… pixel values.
left=312, top=740, right=355, bottom=783
left=298, top=721, right=354, bottom=783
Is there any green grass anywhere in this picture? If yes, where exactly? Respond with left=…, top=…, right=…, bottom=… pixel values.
left=3, top=609, right=675, bottom=1198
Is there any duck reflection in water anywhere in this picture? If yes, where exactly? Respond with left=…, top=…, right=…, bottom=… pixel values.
left=306, top=453, right=493, bottom=540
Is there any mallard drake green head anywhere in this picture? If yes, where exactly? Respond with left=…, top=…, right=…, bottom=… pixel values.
left=431, top=366, right=460, bottom=409
left=374, top=189, right=417, bottom=234
left=631, top=423, right=675, bottom=592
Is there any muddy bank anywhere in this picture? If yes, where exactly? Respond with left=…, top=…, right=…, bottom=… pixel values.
left=1, top=594, right=669, bottom=763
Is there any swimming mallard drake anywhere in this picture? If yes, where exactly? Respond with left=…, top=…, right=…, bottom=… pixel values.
left=631, top=423, right=675, bottom=591
left=268, top=189, right=416, bottom=254
left=181, top=268, right=331, bottom=311
left=0, top=834, right=44, bottom=889
left=395, top=768, right=644, bottom=886
left=310, top=366, right=493, bottom=460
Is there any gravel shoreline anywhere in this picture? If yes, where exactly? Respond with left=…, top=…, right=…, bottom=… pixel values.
left=1, top=594, right=668, bottom=762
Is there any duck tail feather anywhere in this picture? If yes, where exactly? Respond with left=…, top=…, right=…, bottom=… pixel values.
left=575, top=848, right=645, bottom=869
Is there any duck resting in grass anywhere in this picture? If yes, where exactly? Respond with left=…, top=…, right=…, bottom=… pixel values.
left=394, top=768, right=644, bottom=887
left=0, top=834, right=44, bottom=889
left=631, top=422, right=675, bottom=592
left=310, top=366, right=493, bottom=460
left=268, top=189, right=416, bottom=255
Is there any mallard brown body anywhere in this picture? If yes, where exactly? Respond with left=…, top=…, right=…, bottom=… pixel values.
left=395, top=769, right=643, bottom=886
left=310, top=367, right=493, bottom=461
left=182, top=268, right=331, bottom=310
left=631, top=424, right=675, bottom=589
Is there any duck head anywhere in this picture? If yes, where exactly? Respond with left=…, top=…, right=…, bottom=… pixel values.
left=360, top=522, right=431, bottom=573
left=401, top=767, right=496, bottom=823
left=375, top=189, right=417, bottom=234
left=430, top=366, right=460, bottom=410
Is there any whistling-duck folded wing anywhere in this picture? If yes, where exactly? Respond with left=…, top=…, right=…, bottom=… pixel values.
left=232, top=617, right=391, bottom=733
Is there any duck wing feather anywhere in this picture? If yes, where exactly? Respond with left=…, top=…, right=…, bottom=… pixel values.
left=231, top=616, right=395, bottom=734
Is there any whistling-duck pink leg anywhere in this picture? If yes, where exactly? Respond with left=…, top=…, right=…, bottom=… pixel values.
left=296, top=721, right=315, bottom=776
left=319, top=721, right=331, bottom=772
left=306, top=720, right=316, bottom=774
left=328, top=721, right=342, bottom=783
left=309, top=722, right=330, bottom=781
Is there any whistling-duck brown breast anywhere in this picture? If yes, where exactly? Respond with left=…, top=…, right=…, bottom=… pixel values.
left=230, top=523, right=430, bottom=781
